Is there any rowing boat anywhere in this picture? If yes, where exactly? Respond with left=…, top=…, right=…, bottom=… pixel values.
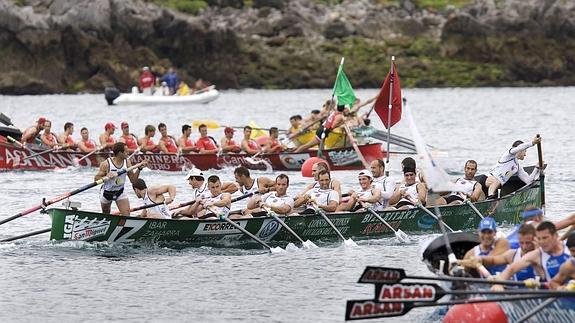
left=104, top=85, right=219, bottom=105
left=0, top=141, right=384, bottom=172
left=47, top=181, right=540, bottom=245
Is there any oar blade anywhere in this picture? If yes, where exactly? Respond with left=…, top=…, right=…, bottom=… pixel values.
left=344, top=238, right=359, bottom=248
left=345, top=299, right=410, bottom=320
left=270, top=246, right=285, bottom=254
left=358, top=267, right=406, bottom=284
left=302, top=240, right=319, bottom=249
left=0, top=113, right=13, bottom=126
left=396, top=229, right=410, bottom=244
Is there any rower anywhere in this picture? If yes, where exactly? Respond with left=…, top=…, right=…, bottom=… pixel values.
left=225, top=166, right=275, bottom=198
left=236, top=174, right=294, bottom=219
left=220, top=127, right=241, bottom=153
left=177, top=124, right=198, bottom=153
left=294, top=170, right=339, bottom=214
left=57, top=122, right=77, bottom=151
left=262, top=127, right=285, bottom=153
left=196, top=124, right=219, bottom=154
left=118, top=121, right=139, bottom=153
left=139, top=124, right=159, bottom=153
left=388, top=165, right=426, bottom=210
left=492, top=221, right=570, bottom=291
left=288, top=115, right=302, bottom=136
left=20, top=117, right=46, bottom=146
left=506, top=206, right=544, bottom=249
left=77, top=127, right=97, bottom=152
left=132, top=178, right=176, bottom=219
left=158, top=123, right=178, bottom=153
left=99, top=122, right=117, bottom=151
left=94, top=142, right=146, bottom=215
left=549, top=233, right=575, bottom=289
left=483, top=136, right=541, bottom=200
left=196, top=175, right=232, bottom=220
left=40, top=120, right=59, bottom=149
left=462, top=217, right=510, bottom=276
left=459, top=224, right=539, bottom=281
left=298, top=161, right=342, bottom=200
left=172, top=168, right=210, bottom=218
left=337, top=170, right=382, bottom=212
left=241, top=126, right=261, bottom=155
left=294, top=103, right=346, bottom=153
left=435, top=160, right=482, bottom=205
left=370, top=159, right=395, bottom=209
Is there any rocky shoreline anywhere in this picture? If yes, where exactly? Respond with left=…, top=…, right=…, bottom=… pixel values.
left=1, top=0, right=574, bottom=94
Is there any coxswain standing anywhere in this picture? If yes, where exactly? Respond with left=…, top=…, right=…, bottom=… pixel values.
left=139, top=125, right=159, bottom=153
left=40, top=120, right=59, bottom=148
left=177, top=124, right=198, bottom=153
left=20, top=117, right=46, bottom=146
left=158, top=123, right=178, bottom=153
left=94, top=142, right=146, bottom=215
left=139, top=66, right=155, bottom=96
left=195, top=175, right=231, bottom=220
left=220, top=127, right=241, bottom=153
left=57, top=122, right=77, bottom=151
left=196, top=124, right=219, bottom=154
left=99, top=122, right=116, bottom=151
left=77, top=127, right=97, bottom=152
left=118, top=122, right=139, bottom=153
left=294, top=103, right=346, bottom=153
left=241, top=126, right=261, bottom=155
left=132, top=178, right=176, bottom=219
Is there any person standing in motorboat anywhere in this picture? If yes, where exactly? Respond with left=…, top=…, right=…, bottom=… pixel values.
left=160, top=67, right=179, bottom=95
left=139, top=66, right=155, bottom=96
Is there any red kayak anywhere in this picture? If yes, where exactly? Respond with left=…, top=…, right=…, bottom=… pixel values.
left=0, top=141, right=385, bottom=172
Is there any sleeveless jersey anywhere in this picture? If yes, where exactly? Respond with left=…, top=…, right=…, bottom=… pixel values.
left=102, top=158, right=127, bottom=192
left=183, top=138, right=195, bottom=147
left=324, top=111, right=341, bottom=129
left=205, top=193, right=230, bottom=217
left=261, top=192, right=294, bottom=214
left=372, top=176, right=393, bottom=208
left=23, top=127, right=39, bottom=144
left=312, top=180, right=335, bottom=190
left=356, top=189, right=384, bottom=211
left=143, top=191, right=171, bottom=219
left=65, top=134, right=75, bottom=145
left=540, top=243, right=571, bottom=281
left=191, top=181, right=211, bottom=200
left=512, top=249, right=536, bottom=281
left=398, top=183, right=421, bottom=205
left=451, top=177, right=478, bottom=198
left=506, top=224, right=521, bottom=250
left=44, top=133, right=57, bottom=146
left=240, top=178, right=260, bottom=195
left=106, top=134, right=116, bottom=144
left=122, top=134, right=138, bottom=150
left=305, top=187, right=339, bottom=210
left=83, top=139, right=96, bottom=150
left=474, top=242, right=507, bottom=276
left=197, top=136, right=217, bottom=151
left=161, top=136, right=178, bottom=153
left=247, top=139, right=260, bottom=151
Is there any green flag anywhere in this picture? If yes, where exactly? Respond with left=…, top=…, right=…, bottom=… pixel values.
left=332, top=63, right=356, bottom=107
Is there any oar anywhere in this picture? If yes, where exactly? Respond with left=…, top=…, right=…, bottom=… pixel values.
left=112, top=201, right=163, bottom=215
left=343, top=123, right=370, bottom=169
left=208, top=206, right=284, bottom=253
left=311, top=201, right=358, bottom=247
left=465, top=199, right=485, bottom=220
left=0, top=228, right=51, bottom=242
left=416, top=202, right=456, bottom=233
left=171, top=192, right=259, bottom=218
left=261, top=205, right=318, bottom=249
left=361, top=204, right=409, bottom=243
left=7, top=135, right=35, bottom=154
left=191, top=120, right=287, bottom=132
left=0, top=163, right=144, bottom=226
left=23, top=146, right=60, bottom=160
left=73, top=146, right=104, bottom=165
left=536, top=133, right=545, bottom=212
left=0, top=113, right=15, bottom=126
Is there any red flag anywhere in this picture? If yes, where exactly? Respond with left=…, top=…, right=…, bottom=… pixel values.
left=374, top=62, right=402, bottom=129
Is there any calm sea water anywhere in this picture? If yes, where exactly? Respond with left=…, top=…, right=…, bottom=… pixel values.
left=1, top=88, right=574, bottom=322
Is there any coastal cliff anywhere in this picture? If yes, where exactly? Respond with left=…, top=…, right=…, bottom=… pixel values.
left=1, top=0, right=574, bottom=94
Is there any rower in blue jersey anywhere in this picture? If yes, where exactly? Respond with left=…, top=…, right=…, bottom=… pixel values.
left=462, top=217, right=510, bottom=276
left=506, top=206, right=544, bottom=249
left=550, top=233, right=575, bottom=289
left=459, top=224, right=539, bottom=280
left=492, top=221, right=571, bottom=291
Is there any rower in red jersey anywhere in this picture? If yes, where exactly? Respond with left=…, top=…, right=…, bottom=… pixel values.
left=40, top=120, right=58, bottom=148
left=262, top=127, right=285, bottom=153
left=158, top=123, right=178, bottom=153
left=177, top=124, right=199, bottom=153
left=118, top=121, right=139, bottom=153
left=20, top=117, right=46, bottom=146
left=196, top=124, right=219, bottom=154
left=78, top=127, right=97, bottom=152
left=57, top=122, right=78, bottom=151
left=139, top=124, right=159, bottom=153
left=99, top=122, right=116, bottom=151
left=241, top=126, right=261, bottom=155
left=220, top=127, right=241, bottom=153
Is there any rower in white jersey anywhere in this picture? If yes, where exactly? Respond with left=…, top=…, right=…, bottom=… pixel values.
left=492, top=222, right=571, bottom=291
left=196, top=175, right=232, bottom=220
left=337, top=170, right=383, bottom=212
left=94, top=142, right=146, bottom=215
left=484, top=135, right=541, bottom=200
left=222, top=166, right=275, bottom=203
left=235, top=174, right=294, bottom=219
left=172, top=168, right=211, bottom=218
left=549, top=233, right=575, bottom=289
left=436, top=160, right=483, bottom=205
left=297, top=160, right=342, bottom=200
left=294, top=170, right=339, bottom=214
left=370, top=159, right=395, bottom=209
left=388, top=165, right=427, bottom=210
left=131, top=178, right=176, bottom=219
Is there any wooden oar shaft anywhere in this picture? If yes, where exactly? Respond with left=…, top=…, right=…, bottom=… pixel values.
left=264, top=207, right=305, bottom=244
left=313, top=204, right=347, bottom=242
left=0, top=228, right=51, bottom=242
left=364, top=207, right=396, bottom=233
left=536, top=135, right=545, bottom=210
left=23, top=146, right=59, bottom=160
left=209, top=206, right=273, bottom=251
left=77, top=147, right=103, bottom=162
left=465, top=200, right=485, bottom=219
left=7, top=136, right=35, bottom=154
left=112, top=201, right=163, bottom=215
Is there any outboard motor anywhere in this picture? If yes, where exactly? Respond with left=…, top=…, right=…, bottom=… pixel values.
left=104, top=87, right=121, bottom=105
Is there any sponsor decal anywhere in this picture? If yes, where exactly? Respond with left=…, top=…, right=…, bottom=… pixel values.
left=327, top=148, right=359, bottom=166
left=416, top=214, right=437, bottom=229
left=107, top=218, right=148, bottom=242
left=346, top=300, right=404, bottom=320
left=256, top=219, right=282, bottom=240
left=358, top=267, right=402, bottom=284
left=377, top=284, right=435, bottom=302
left=278, top=153, right=309, bottom=170
left=4, top=147, right=94, bottom=169
left=131, top=154, right=185, bottom=171
left=63, top=214, right=111, bottom=240
left=193, top=220, right=247, bottom=235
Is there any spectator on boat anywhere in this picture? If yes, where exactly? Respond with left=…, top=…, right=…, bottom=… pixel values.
left=241, top=126, right=261, bottom=155
left=483, top=136, right=541, bottom=200
left=337, top=170, right=382, bottom=212
left=492, top=221, right=570, bottom=291
left=236, top=174, right=294, bottom=219
left=196, top=124, right=219, bottom=154
left=388, top=165, right=427, bottom=210
left=57, top=122, right=77, bottom=151
left=99, top=122, right=117, bottom=151
left=193, top=78, right=209, bottom=93
left=157, top=123, right=178, bottom=154
left=20, top=117, right=46, bottom=146
left=117, top=122, right=139, bottom=153
left=262, top=127, right=285, bottom=153
left=176, top=81, right=190, bottom=96
left=435, top=160, right=483, bottom=206
left=173, top=168, right=210, bottom=218
left=297, top=161, right=342, bottom=200
left=139, top=125, right=159, bottom=153
left=160, top=67, right=179, bottom=95
left=195, top=175, right=232, bottom=220
left=549, top=233, right=575, bottom=289
left=139, top=66, right=155, bottom=96
left=506, top=206, right=545, bottom=249
left=94, top=142, right=146, bottom=215
left=132, top=178, right=176, bottom=219
left=461, top=217, right=509, bottom=277
left=294, top=104, right=346, bottom=153
left=154, top=81, right=170, bottom=96
left=177, top=124, right=198, bottom=153
left=370, top=159, right=395, bottom=210
left=77, top=127, right=97, bottom=153
left=39, top=120, right=58, bottom=149
left=220, top=127, right=241, bottom=153
left=295, top=170, right=339, bottom=214
left=459, top=224, right=538, bottom=281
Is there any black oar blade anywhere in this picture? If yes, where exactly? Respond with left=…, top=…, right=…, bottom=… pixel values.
left=358, top=266, right=405, bottom=284
left=345, top=299, right=410, bottom=320
left=0, top=113, right=13, bottom=126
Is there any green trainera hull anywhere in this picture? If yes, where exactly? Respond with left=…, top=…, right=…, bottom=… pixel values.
left=47, top=182, right=541, bottom=247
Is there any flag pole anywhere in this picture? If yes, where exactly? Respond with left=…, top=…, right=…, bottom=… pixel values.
left=385, top=56, right=395, bottom=176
